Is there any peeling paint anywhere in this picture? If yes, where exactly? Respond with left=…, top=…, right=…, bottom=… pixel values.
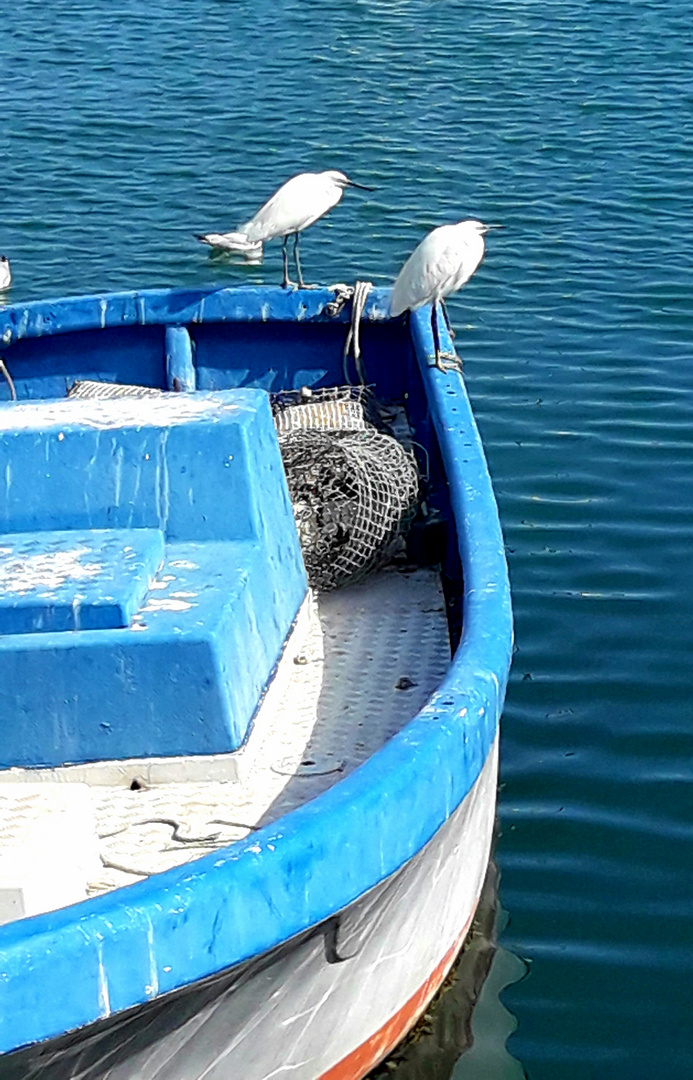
left=0, top=547, right=102, bottom=595
left=142, top=597, right=196, bottom=613
left=145, top=915, right=159, bottom=998
left=97, top=944, right=111, bottom=1018
left=0, top=396, right=240, bottom=433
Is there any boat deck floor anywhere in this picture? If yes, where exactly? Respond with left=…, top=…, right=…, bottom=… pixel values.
left=0, top=567, right=450, bottom=903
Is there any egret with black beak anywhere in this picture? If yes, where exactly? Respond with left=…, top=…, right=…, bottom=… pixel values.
left=390, top=220, right=501, bottom=370
left=197, top=170, right=373, bottom=287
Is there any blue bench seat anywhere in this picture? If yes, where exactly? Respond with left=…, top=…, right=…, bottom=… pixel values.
left=0, top=390, right=306, bottom=769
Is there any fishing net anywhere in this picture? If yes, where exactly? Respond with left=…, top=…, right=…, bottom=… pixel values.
left=68, top=380, right=162, bottom=399
left=274, top=388, right=419, bottom=591
left=271, top=384, right=376, bottom=434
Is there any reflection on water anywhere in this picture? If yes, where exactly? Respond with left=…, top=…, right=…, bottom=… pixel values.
left=369, top=862, right=526, bottom=1080
left=453, top=914, right=527, bottom=1080
left=204, top=247, right=264, bottom=267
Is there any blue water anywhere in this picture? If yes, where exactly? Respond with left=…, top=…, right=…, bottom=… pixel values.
left=4, top=0, right=693, bottom=1075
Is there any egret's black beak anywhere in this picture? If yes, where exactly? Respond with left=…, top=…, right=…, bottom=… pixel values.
left=346, top=179, right=375, bottom=192
left=484, top=223, right=503, bottom=230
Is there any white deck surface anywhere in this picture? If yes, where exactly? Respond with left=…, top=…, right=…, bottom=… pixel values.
left=0, top=567, right=450, bottom=905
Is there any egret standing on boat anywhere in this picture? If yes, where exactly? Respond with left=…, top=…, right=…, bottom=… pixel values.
left=390, top=220, right=500, bottom=370
left=197, top=170, right=373, bottom=288
left=0, top=256, right=11, bottom=291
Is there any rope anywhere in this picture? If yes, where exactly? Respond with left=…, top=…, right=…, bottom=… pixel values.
left=344, top=280, right=372, bottom=384
left=0, top=356, right=16, bottom=401
left=324, top=284, right=353, bottom=318
left=324, top=281, right=373, bottom=385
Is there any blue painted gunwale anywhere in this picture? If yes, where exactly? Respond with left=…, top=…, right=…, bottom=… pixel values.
left=0, top=286, right=512, bottom=1054
left=0, top=284, right=391, bottom=346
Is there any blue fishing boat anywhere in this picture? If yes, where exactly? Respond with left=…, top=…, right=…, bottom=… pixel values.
left=0, top=283, right=512, bottom=1080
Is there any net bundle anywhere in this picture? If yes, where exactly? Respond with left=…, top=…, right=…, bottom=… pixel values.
left=272, top=384, right=376, bottom=434
left=274, top=388, right=419, bottom=591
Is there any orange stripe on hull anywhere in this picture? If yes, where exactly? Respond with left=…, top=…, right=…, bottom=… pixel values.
left=319, top=909, right=476, bottom=1080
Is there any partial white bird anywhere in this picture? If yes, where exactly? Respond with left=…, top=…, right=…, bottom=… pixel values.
left=0, top=255, right=11, bottom=291
left=195, top=230, right=263, bottom=262
left=391, top=220, right=500, bottom=370
left=198, top=170, right=373, bottom=288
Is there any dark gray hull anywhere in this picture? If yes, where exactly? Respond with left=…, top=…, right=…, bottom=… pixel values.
left=2, top=741, right=497, bottom=1080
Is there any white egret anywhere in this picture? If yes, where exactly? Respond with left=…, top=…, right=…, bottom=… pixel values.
left=0, top=256, right=11, bottom=291
left=390, top=220, right=500, bottom=370
left=198, top=170, right=373, bottom=288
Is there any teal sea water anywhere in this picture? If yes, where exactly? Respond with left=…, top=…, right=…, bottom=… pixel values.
left=3, top=0, right=693, bottom=1076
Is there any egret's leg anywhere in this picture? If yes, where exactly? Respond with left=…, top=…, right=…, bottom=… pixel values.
left=282, top=236, right=296, bottom=289
left=441, top=300, right=461, bottom=369
left=431, top=303, right=444, bottom=370
left=441, top=300, right=455, bottom=340
left=293, top=233, right=306, bottom=288
left=282, top=237, right=290, bottom=288
left=431, top=303, right=459, bottom=372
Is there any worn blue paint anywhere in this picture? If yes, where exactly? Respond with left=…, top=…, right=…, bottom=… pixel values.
left=0, top=389, right=306, bottom=767
left=165, top=326, right=196, bottom=392
left=0, top=286, right=395, bottom=403
left=0, top=285, right=390, bottom=348
left=0, top=286, right=512, bottom=1054
left=0, top=528, right=164, bottom=634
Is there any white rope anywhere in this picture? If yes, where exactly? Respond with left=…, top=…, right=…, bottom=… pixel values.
left=324, top=283, right=353, bottom=318
left=345, top=280, right=372, bottom=383
left=0, top=357, right=16, bottom=401
left=325, top=281, right=373, bottom=385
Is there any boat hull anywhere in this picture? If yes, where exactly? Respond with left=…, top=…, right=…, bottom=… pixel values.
left=0, top=285, right=512, bottom=1072
left=0, top=739, right=498, bottom=1080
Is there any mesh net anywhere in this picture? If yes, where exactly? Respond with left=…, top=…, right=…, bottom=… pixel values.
left=68, top=380, right=162, bottom=399
left=275, top=389, right=419, bottom=591
left=271, top=385, right=377, bottom=434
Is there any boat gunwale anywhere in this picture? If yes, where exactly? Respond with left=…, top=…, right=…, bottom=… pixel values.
left=0, top=286, right=513, bottom=1055
left=0, top=284, right=391, bottom=347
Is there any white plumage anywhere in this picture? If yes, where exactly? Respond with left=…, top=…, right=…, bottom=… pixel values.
left=391, top=220, right=498, bottom=370
left=0, top=256, right=11, bottom=291
left=198, top=170, right=372, bottom=287
left=239, top=171, right=352, bottom=242
left=195, top=231, right=263, bottom=261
